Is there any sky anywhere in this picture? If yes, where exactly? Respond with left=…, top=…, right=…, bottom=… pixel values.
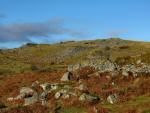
left=0, top=0, right=150, bottom=48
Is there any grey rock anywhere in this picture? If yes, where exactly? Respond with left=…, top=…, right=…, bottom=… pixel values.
left=31, top=81, right=39, bottom=88
left=68, top=65, right=73, bottom=72
left=40, top=91, right=48, bottom=100
left=24, top=92, right=38, bottom=106
left=79, top=93, right=100, bottom=102
left=40, top=83, right=51, bottom=91
left=122, top=70, right=129, bottom=77
left=56, top=89, right=67, bottom=99
left=55, top=91, right=63, bottom=99
left=20, top=87, right=34, bottom=94
left=107, top=93, right=118, bottom=104
left=73, top=63, right=81, bottom=71
left=78, top=83, right=88, bottom=91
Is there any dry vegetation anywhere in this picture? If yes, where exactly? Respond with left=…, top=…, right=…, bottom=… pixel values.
left=1, top=38, right=150, bottom=113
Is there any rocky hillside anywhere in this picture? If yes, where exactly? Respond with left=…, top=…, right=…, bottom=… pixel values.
left=1, top=38, right=150, bottom=113
left=1, top=38, right=150, bottom=75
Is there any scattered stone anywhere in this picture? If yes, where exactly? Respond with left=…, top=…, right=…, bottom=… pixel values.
left=31, top=81, right=39, bottom=88
left=50, top=83, right=59, bottom=90
left=79, top=93, right=100, bottom=102
left=78, top=83, right=88, bottom=91
left=55, top=92, right=62, bottom=99
left=62, top=94, right=70, bottom=99
left=73, top=63, right=81, bottom=71
left=40, top=91, right=48, bottom=100
left=107, top=93, right=118, bottom=104
left=60, top=72, right=73, bottom=82
left=40, top=83, right=51, bottom=91
left=7, top=97, right=15, bottom=101
left=122, top=70, right=129, bottom=77
left=136, top=60, right=141, bottom=65
left=111, top=82, right=115, bottom=86
left=68, top=65, right=73, bottom=72
left=54, top=89, right=68, bottom=99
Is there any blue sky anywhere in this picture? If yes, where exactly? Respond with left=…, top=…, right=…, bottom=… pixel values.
left=0, top=0, right=150, bottom=48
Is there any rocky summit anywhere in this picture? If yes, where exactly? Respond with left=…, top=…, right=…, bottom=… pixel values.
left=1, top=38, right=150, bottom=113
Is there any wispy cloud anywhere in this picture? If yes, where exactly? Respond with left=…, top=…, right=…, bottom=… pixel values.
left=0, top=19, right=86, bottom=43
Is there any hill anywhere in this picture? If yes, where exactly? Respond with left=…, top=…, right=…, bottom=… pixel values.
left=1, top=38, right=150, bottom=113
left=1, top=38, right=150, bottom=75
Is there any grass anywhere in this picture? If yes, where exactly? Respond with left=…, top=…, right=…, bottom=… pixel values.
left=59, top=106, right=86, bottom=113
left=101, top=95, right=150, bottom=113
left=1, top=38, right=150, bottom=75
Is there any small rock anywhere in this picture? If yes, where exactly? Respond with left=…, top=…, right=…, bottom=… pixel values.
left=40, top=83, right=51, bottom=91
left=62, top=94, right=70, bottom=99
left=78, top=83, right=88, bottom=91
left=51, top=83, right=59, bottom=90
left=54, top=89, right=68, bottom=99
left=7, top=97, right=15, bottom=101
left=68, top=65, right=73, bottom=72
left=60, top=72, right=73, bottom=82
left=31, top=81, right=39, bottom=88
left=136, top=60, right=141, bottom=64
left=122, top=70, right=129, bottom=77
left=55, top=92, right=63, bottom=99
left=107, top=93, right=118, bottom=104
left=79, top=93, right=100, bottom=102
left=40, top=91, right=48, bottom=100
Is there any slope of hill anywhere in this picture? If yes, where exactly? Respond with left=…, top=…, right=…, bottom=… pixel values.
left=1, top=38, right=150, bottom=113
left=1, top=38, right=150, bottom=75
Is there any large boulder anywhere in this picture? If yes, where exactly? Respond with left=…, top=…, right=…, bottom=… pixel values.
left=60, top=72, right=73, bottom=82
left=107, top=93, right=118, bottom=104
left=79, top=93, right=100, bottom=102
left=20, top=87, right=39, bottom=106
left=24, top=92, right=38, bottom=106
left=7, top=87, right=35, bottom=102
